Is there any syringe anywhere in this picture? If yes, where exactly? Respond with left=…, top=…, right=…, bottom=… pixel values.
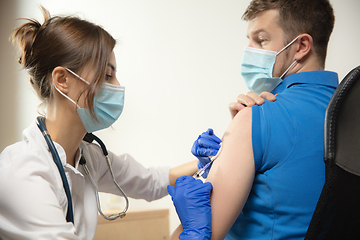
left=193, top=145, right=222, bottom=182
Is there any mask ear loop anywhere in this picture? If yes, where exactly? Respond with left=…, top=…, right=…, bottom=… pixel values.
left=280, top=60, right=298, bottom=79
left=65, top=67, right=91, bottom=85
left=277, top=35, right=301, bottom=79
left=277, top=35, right=301, bottom=56
left=54, top=85, right=80, bottom=109
left=53, top=67, right=91, bottom=108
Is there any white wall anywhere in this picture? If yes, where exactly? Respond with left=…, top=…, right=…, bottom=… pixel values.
left=1, top=0, right=359, bottom=234
left=0, top=1, right=20, bottom=149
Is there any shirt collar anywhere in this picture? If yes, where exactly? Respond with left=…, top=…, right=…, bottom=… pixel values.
left=27, top=120, right=83, bottom=174
left=272, top=71, right=339, bottom=94
left=53, top=139, right=84, bottom=175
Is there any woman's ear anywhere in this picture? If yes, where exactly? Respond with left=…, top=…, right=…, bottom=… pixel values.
left=294, top=33, right=313, bottom=62
left=52, top=66, right=69, bottom=93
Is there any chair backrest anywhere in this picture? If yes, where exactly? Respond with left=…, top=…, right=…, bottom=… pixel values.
left=305, top=66, right=360, bottom=240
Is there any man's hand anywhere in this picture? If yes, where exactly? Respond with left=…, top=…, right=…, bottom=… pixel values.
left=229, top=91, right=276, bottom=119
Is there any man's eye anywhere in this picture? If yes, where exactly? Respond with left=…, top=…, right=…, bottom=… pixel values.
left=259, top=38, right=267, bottom=46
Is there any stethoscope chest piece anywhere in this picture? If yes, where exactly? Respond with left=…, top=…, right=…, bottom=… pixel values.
left=80, top=133, right=129, bottom=220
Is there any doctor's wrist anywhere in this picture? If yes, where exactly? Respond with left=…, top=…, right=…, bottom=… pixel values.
left=179, top=229, right=211, bottom=240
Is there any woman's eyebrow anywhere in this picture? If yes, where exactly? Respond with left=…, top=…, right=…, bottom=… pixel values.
left=108, top=63, right=117, bottom=72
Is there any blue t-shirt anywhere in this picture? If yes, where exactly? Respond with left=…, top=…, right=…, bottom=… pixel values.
left=225, top=71, right=339, bottom=240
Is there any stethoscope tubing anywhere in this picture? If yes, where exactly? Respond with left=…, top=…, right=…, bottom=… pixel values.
left=81, top=133, right=129, bottom=220
left=36, top=117, right=74, bottom=224
left=36, top=116, right=129, bottom=224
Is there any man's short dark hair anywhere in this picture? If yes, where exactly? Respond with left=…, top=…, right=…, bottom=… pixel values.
left=243, top=0, right=335, bottom=67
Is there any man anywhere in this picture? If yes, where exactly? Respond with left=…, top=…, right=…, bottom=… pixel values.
left=171, top=0, right=337, bottom=239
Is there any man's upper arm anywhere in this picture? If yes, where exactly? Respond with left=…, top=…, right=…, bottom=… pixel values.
left=206, top=107, right=255, bottom=240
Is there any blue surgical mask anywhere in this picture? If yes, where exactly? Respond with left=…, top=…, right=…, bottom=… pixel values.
left=55, top=68, right=125, bottom=133
left=240, top=35, right=300, bottom=94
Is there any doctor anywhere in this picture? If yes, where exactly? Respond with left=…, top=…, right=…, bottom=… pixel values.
left=0, top=7, right=214, bottom=240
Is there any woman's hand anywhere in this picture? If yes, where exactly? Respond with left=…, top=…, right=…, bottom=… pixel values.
left=191, top=128, right=221, bottom=178
left=168, top=176, right=212, bottom=240
left=229, top=91, right=276, bottom=119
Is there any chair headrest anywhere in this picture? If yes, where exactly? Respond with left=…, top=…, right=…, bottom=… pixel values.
left=325, top=66, right=360, bottom=176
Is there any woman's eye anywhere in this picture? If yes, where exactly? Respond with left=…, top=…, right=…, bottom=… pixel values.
left=105, top=74, right=112, bottom=81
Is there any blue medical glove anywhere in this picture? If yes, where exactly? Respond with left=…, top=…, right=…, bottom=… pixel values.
left=191, top=128, right=221, bottom=177
left=167, top=176, right=212, bottom=240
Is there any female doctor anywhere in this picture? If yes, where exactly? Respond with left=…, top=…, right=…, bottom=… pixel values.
left=0, top=7, right=213, bottom=240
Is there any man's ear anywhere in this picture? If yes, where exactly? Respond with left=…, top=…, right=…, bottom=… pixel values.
left=52, top=66, right=69, bottom=93
left=294, top=33, right=313, bottom=62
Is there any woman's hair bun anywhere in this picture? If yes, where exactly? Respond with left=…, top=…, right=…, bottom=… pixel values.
left=11, top=6, right=50, bottom=68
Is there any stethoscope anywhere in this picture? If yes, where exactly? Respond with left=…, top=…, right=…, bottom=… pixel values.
left=36, top=116, right=129, bottom=224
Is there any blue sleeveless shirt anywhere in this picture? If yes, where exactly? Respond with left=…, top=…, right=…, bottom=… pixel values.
left=225, top=71, right=338, bottom=240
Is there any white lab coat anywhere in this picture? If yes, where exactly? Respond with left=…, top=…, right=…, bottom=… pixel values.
left=0, top=121, right=170, bottom=240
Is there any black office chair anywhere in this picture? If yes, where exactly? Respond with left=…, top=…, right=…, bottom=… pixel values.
left=304, top=65, right=360, bottom=240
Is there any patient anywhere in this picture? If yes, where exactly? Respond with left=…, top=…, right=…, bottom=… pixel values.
left=172, top=0, right=338, bottom=239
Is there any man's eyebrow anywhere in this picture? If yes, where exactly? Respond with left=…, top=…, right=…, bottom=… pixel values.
left=251, top=29, right=267, bottom=36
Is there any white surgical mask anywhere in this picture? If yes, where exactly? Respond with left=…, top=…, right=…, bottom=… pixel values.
left=54, top=68, right=125, bottom=133
left=240, top=35, right=300, bottom=94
